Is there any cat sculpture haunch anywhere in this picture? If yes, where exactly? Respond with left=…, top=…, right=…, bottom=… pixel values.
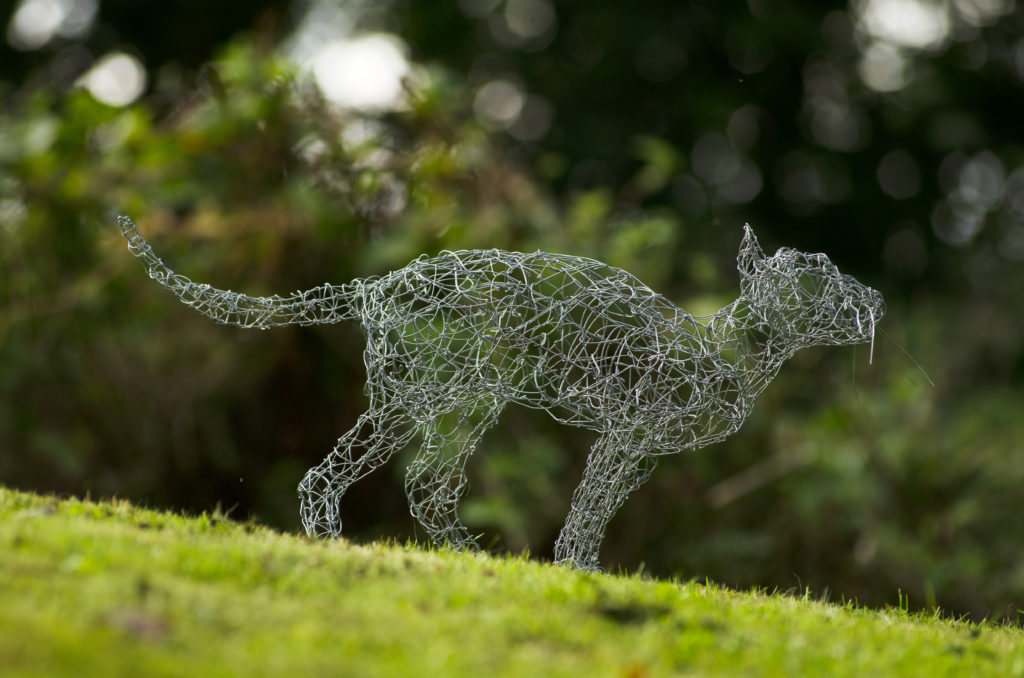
left=119, top=217, right=884, bottom=571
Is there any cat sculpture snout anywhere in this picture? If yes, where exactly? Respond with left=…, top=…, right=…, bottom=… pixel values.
left=870, top=287, right=885, bottom=319
left=863, top=286, right=885, bottom=332
left=834, top=280, right=885, bottom=345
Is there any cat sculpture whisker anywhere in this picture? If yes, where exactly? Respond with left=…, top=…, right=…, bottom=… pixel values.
left=120, top=216, right=885, bottom=571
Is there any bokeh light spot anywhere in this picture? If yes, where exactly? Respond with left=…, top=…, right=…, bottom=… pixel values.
left=727, top=105, right=761, bottom=152
left=858, top=42, right=910, bottom=92
left=78, top=52, right=147, bottom=107
left=312, top=34, right=411, bottom=111
left=6, top=0, right=97, bottom=51
left=956, top=151, right=1005, bottom=206
left=504, top=0, right=556, bottom=40
left=8, top=0, right=64, bottom=50
left=855, top=0, right=951, bottom=51
left=691, top=134, right=763, bottom=205
left=774, top=152, right=851, bottom=215
left=877, top=150, right=922, bottom=199
left=953, top=0, right=1015, bottom=27
left=489, top=0, right=557, bottom=51
left=474, top=79, right=526, bottom=130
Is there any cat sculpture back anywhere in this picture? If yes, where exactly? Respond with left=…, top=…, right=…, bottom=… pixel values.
left=120, top=216, right=884, bottom=570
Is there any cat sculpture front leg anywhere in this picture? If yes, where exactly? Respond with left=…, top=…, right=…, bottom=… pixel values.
left=554, top=427, right=659, bottom=571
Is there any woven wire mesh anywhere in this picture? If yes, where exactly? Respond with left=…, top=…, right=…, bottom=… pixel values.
left=121, top=217, right=885, bottom=570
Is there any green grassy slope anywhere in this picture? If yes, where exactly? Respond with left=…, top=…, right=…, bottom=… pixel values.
left=1, top=486, right=1021, bottom=678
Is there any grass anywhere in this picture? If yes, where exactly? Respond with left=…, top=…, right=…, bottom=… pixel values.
left=1, top=486, right=1022, bottom=677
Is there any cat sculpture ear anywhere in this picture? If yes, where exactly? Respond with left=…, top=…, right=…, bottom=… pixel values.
left=737, top=223, right=766, bottom=282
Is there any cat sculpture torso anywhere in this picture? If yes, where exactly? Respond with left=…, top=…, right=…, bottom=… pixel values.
left=120, top=217, right=884, bottom=571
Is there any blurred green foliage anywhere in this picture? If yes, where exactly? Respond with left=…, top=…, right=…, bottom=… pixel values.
left=2, top=0, right=1024, bottom=623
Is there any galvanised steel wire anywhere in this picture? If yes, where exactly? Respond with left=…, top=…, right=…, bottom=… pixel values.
left=120, top=216, right=884, bottom=570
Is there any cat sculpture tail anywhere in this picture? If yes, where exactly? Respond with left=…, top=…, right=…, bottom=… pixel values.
left=118, top=216, right=362, bottom=329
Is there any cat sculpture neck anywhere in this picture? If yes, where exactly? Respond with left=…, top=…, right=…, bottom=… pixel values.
left=120, top=217, right=885, bottom=571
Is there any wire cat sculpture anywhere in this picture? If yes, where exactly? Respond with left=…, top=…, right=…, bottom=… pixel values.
left=120, top=216, right=884, bottom=571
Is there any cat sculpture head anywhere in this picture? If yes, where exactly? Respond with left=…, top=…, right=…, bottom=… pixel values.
left=737, top=225, right=885, bottom=354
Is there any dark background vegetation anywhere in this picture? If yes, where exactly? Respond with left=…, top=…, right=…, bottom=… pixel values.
left=3, top=0, right=1024, bottom=621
